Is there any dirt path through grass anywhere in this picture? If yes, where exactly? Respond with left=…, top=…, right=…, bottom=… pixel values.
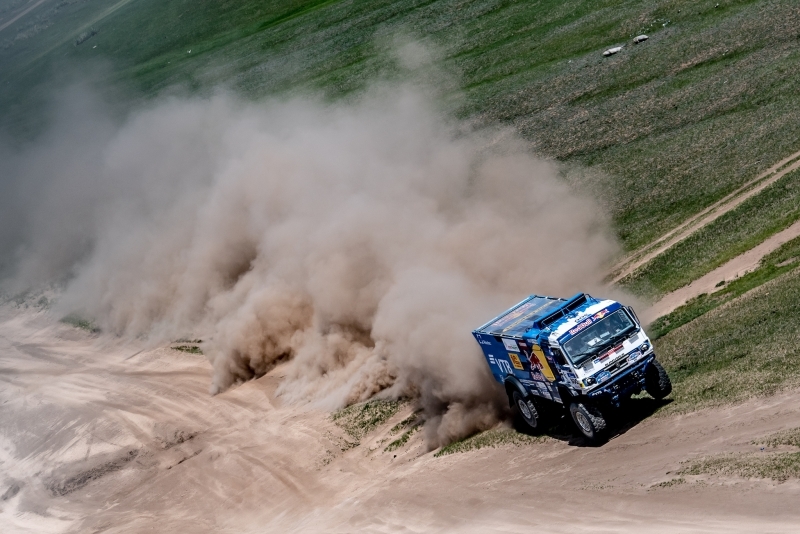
left=641, top=218, right=800, bottom=324
left=0, top=0, right=48, bottom=33
left=611, top=148, right=800, bottom=284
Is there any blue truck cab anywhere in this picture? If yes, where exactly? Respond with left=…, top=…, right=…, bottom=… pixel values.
left=473, top=293, right=672, bottom=443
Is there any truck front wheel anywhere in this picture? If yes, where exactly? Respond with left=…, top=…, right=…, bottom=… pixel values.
left=569, top=402, right=607, bottom=444
left=511, top=390, right=540, bottom=433
left=645, top=358, right=673, bottom=400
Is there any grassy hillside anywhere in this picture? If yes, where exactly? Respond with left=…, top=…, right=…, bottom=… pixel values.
left=654, top=265, right=800, bottom=413
left=622, top=167, right=800, bottom=299
left=3, top=1, right=800, bottom=374
left=649, top=234, right=800, bottom=339
left=2, top=0, right=800, bottom=255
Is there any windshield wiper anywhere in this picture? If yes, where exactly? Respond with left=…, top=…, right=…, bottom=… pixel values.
left=570, top=330, right=635, bottom=367
left=570, top=349, right=601, bottom=366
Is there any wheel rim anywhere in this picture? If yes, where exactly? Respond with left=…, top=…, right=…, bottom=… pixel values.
left=575, top=411, right=592, bottom=433
left=518, top=398, right=532, bottom=420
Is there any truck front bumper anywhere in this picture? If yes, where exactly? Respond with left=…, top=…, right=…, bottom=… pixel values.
left=585, top=355, right=654, bottom=407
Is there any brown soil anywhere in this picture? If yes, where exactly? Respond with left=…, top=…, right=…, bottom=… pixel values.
left=2, top=307, right=800, bottom=533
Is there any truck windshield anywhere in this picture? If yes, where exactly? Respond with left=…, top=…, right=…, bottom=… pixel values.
left=562, top=310, right=636, bottom=367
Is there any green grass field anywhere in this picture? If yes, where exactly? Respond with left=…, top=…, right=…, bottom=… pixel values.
left=2, top=0, right=800, bottom=255
left=654, top=266, right=800, bottom=413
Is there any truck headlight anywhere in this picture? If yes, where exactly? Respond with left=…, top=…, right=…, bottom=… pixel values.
left=584, top=376, right=596, bottom=386
left=640, top=342, right=651, bottom=353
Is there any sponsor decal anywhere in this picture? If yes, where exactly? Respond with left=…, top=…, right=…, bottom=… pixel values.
left=508, top=353, right=524, bottom=370
left=502, top=338, right=520, bottom=352
left=596, top=370, right=611, bottom=384
left=568, top=318, right=594, bottom=336
left=531, top=370, right=545, bottom=382
left=531, top=344, right=556, bottom=382
left=497, top=359, right=514, bottom=375
left=566, top=307, right=614, bottom=337
left=599, top=344, right=624, bottom=361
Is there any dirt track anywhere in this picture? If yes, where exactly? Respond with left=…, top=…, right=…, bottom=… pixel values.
left=2, top=307, right=800, bottom=533
left=0, top=0, right=47, bottom=33
left=641, top=218, right=800, bottom=323
left=611, top=149, right=800, bottom=284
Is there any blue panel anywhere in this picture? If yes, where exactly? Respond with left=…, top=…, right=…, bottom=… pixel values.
left=476, top=296, right=564, bottom=338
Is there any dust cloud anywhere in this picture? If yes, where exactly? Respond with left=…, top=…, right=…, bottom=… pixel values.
left=0, top=81, right=617, bottom=446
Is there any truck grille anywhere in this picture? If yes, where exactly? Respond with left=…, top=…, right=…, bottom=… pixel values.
left=609, top=366, right=644, bottom=393
left=606, top=355, right=630, bottom=375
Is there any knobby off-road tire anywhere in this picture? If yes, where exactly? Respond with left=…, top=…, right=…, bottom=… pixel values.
left=569, top=402, right=607, bottom=444
left=511, top=390, right=540, bottom=434
left=645, top=358, right=672, bottom=400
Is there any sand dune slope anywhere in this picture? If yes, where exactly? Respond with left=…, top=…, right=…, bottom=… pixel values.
left=2, top=306, right=800, bottom=533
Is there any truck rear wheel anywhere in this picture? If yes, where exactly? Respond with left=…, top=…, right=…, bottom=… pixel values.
left=569, top=402, right=607, bottom=444
left=511, top=390, right=540, bottom=433
left=645, top=358, right=672, bottom=400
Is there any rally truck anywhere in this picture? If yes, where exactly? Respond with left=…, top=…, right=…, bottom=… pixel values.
left=473, top=293, right=671, bottom=443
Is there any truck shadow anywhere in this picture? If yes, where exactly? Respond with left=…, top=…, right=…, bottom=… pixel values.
left=536, top=397, right=674, bottom=447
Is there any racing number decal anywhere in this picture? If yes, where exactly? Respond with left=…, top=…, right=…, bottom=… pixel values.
left=531, top=344, right=556, bottom=382
left=508, top=353, right=524, bottom=370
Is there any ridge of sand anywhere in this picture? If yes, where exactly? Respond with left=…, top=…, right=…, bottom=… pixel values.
left=641, top=218, right=800, bottom=324
left=610, top=148, right=800, bottom=284
left=2, top=307, right=800, bottom=533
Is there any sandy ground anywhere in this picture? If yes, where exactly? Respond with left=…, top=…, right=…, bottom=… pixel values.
left=2, top=306, right=800, bottom=533
left=611, top=149, right=800, bottom=283
left=641, top=218, right=800, bottom=324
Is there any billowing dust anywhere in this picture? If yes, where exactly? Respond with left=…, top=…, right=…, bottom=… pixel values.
left=0, top=84, right=617, bottom=446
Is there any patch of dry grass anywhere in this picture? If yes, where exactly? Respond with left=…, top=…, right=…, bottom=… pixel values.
left=434, top=428, right=548, bottom=457
left=654, top=268, right=800, bottom=414
left=681, top=452, right=800, bottom=482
